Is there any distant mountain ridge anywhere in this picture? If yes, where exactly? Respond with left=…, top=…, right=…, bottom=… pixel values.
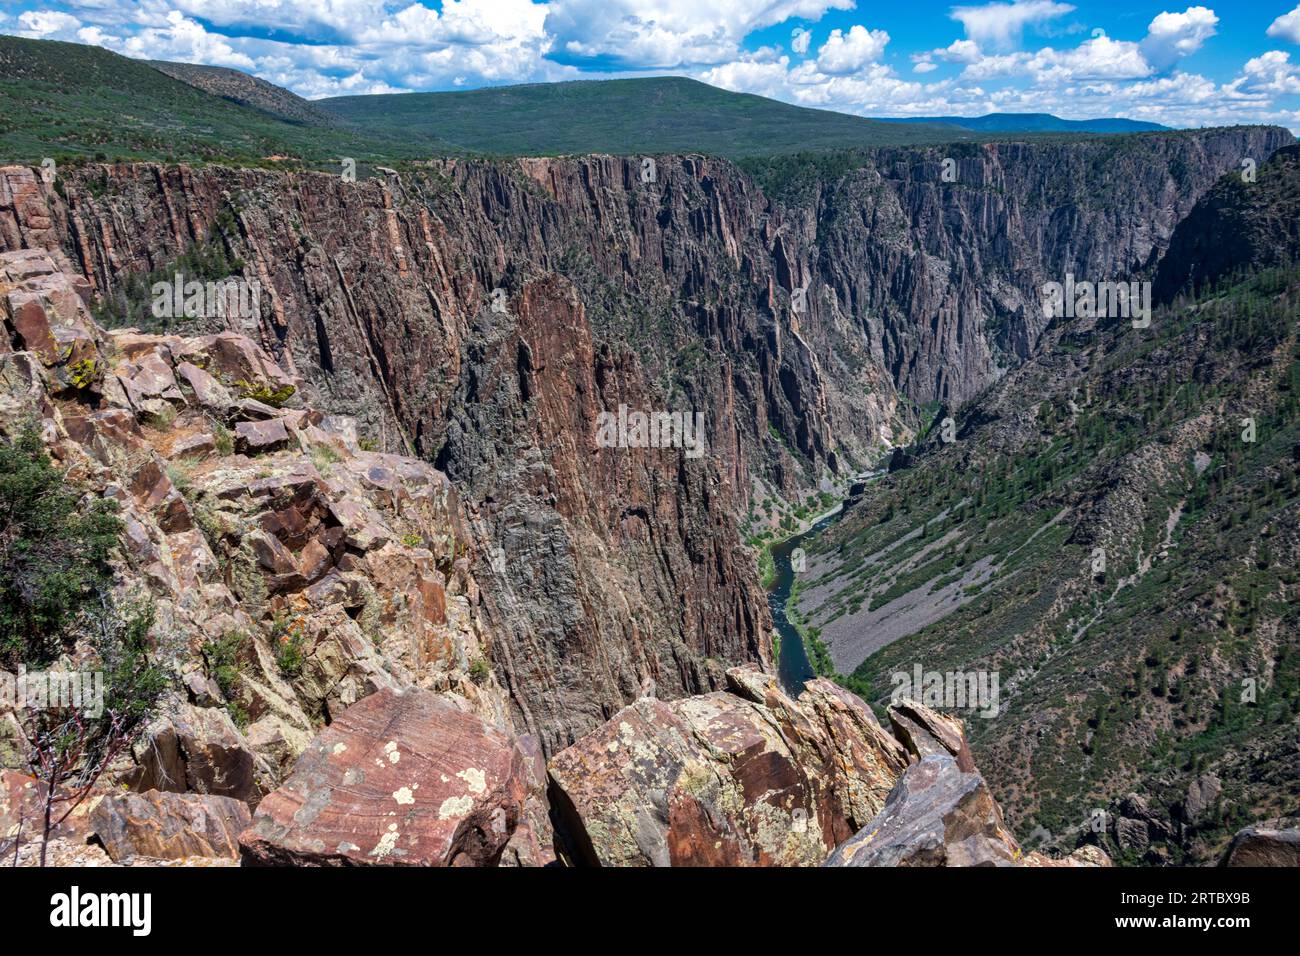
left=878, top=113, right=1168, bottom=133
left=315, top=77, right=977, bottom=157
left=148, top=59, right=340, bottom=127
left=0, top=36, right=1209, bottom=164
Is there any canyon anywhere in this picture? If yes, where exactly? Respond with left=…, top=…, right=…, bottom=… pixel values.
left=0, top=125, right=1286, bottom=754
left=0, top=117, right=1296, bottom=866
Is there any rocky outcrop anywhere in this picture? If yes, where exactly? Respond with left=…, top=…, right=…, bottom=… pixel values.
left=238, top=687, right=534, bottom=866
left=0, top=768, right=97, bottom=855
left=0, top=250, right=511, bottom=830
left=1220, top=822, right=1300, bottom=867
left=823, top=754, right=1021, bottom=867
left=548, top=666, right=909, bottom=866
left=548, top=678, right=1098, bottom=867
left=887, top=698, right=976, bottom=772
left=90, top=790, right=251, bottom=862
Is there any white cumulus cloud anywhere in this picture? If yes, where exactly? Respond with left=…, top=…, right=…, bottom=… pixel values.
left=816, top=25, right=889, bottom=74
left=1267, top=5, right=1300, bottom=45
left=543, top=0, right=853, bottom=68
left=1140, top=6, right=1218, bottom=71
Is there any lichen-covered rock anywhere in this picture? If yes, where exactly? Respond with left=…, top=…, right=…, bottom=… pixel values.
left=238, top=687, right=532, bottom=866
left=0, top=769, right=99, bottom=853
left=823, top=754, right=1022, bottom=867
left=1020, top=845, right=1112, bottom=867
left=547, top=665, right=908, bottom=867
left=90, top=790, right=251, bottom=861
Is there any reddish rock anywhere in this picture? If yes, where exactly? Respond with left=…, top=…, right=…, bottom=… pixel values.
left=128, top=704, right=264, bottom=804
left=90, top=790, right=251, bottom=861
left=0, top=256, right=100, bottom=390
left=168, top=431, right=216, bottom=459
left=175, top=360, right=233, bottom=413
left=130, top=458, right=192, bottom=532
left=177, top=332, right=297, bottom=400
left=1, top=769, right=97, bottom=851
left=296, top=536, right=334, bottom=582
left=238, top=687, right=531, bottom=866
left=235, top=418, right=291, bottom=454
left=887, top=698, right=977, bottom=773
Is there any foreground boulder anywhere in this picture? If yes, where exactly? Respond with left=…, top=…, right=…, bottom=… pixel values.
left=239, top=687, right=533, bottom=866
left=1220, top=822, right=1300, bottom=867
left=823, top=754, right=1022, bottom=867
left=547, top=666, right=910, bottom=866
left=90, top=790, right=251, bottom=862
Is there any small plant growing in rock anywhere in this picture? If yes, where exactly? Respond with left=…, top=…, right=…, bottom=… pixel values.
left=204, top=629, right=247, bottom=706
left=212, top=422, right=234, bottom=456
left=234, top=379, right=295, bottom=407
left=310, top=444, right=342, bottom=474
left=270, top=613, right=307, bottom=678
left=469, top=657, right=491, bottom=684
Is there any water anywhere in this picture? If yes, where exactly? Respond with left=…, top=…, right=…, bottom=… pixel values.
left=769, top=472, right=884, bottom=694
left=770, top=509, right=842, bottom=693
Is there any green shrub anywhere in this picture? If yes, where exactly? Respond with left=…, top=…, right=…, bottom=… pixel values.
left=0, top=422, right=123, bottom=667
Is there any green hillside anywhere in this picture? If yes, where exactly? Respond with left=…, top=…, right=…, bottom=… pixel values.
left=0, top=35, right=417, bottom=167
left=148, top=59, right=340, bottom=128
left=317, top=76, right=977, bottom=157
left=2, top=36, right=1173, bottom=166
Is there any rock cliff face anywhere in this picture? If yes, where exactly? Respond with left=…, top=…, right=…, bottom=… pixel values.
left=0, top=125, right=1288, bottom=752
left=0, top=248, right=513, bottom=823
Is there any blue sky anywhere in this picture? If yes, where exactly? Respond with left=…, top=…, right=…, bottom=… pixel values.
left=3, top=1, right=1299, bottom=130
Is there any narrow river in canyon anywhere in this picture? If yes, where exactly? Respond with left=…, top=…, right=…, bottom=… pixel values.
left=770, top=508, right=842, bottom=693
left=771, top=472, right=884, bottom=693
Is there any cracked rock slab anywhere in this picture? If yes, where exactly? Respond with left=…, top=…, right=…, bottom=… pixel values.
left=238, top=687, right=531, bottom=866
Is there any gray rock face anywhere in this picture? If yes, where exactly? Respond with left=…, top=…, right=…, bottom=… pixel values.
left=823, top=754, right=1022, bottom=867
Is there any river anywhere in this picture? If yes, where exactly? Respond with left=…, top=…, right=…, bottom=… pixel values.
left=769, top=507, right=843, bottom=692
left=769, top=472, right=883, bottom=693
